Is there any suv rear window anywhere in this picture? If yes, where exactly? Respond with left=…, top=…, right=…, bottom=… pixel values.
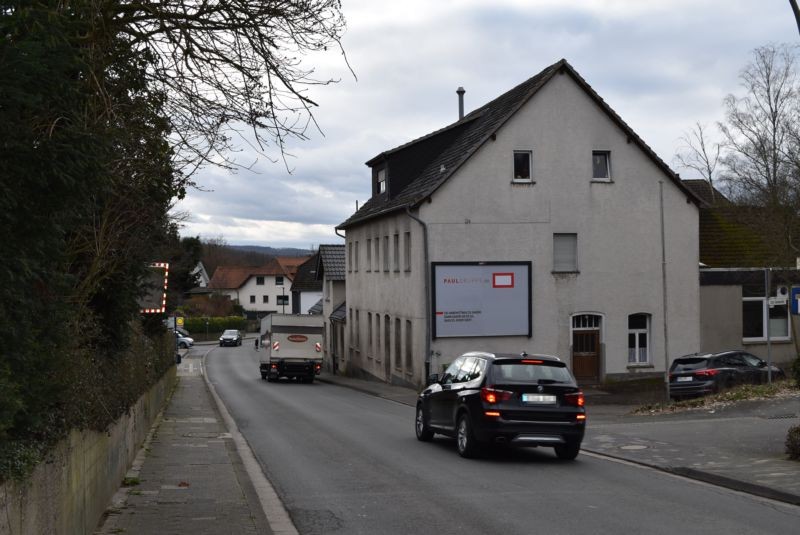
left=670, top=357, right=709, bottom=372
left=491, top=362, right=573, bottom=384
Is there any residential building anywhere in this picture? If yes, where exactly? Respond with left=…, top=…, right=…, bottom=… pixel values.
left=290, top=253, right=323, bottom=314
left=207, top=260, right=294, bottom=319
left=337, top=59, right=701, bottom=387
left=316, top=245, right=346, bottom=372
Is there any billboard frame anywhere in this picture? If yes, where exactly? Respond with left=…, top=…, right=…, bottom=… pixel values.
left=431, top=261, right=532, bottom=339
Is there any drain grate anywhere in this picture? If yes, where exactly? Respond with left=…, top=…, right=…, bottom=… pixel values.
left=764, top=414, right=798, bottom=420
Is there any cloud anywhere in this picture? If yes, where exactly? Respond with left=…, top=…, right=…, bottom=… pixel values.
left=178, top=0, right=798, bottom=247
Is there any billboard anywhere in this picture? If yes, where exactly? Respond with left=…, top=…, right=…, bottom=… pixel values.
left=432, top=262, right=531, bottom=338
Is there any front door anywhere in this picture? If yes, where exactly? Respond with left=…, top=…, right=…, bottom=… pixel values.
left=572, top=330, right=599, bottom=383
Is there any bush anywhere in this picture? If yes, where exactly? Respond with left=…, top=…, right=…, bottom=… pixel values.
left=791, top=356, right=800, bottom=388
left=787, top=425, right=800, bottom=461
left=184, top=316, right=246, bottom=334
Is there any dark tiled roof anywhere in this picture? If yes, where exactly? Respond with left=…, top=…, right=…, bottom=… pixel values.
left=698, top=206, right=785, bottom=268
left=682, top=179, right=730, bottom=208
left=276, top=256, right=311, bottom=279
left=318, top=244, right=345, bottom=281
left=308, top=298, right=323, bottom=315
left=338, top=59, right=701, bottom=229
left=330, top=301, right=347, bottom=322
left=290, top=253, right=323, bottom=292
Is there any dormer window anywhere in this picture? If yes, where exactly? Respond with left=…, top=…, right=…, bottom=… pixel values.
left=377, top=168, right=387, bottom=194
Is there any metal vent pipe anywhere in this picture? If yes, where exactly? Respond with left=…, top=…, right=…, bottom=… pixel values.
left=457, top=87, right=465, bottom=119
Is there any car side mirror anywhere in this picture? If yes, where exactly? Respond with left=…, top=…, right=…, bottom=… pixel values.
left=758, top=361, right=767, bottom=368
left=426, top=373, right=440, bottom=386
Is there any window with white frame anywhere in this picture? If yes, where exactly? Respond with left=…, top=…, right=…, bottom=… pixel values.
left=592, top=151, right=611, bottom=180
left=553, top=233, right=578, bottom=272
left=277, top=295, right=288, bottom=306
left=377, top=168, right=387, bottom=194
left=513, top=150, right=532, bottom=181
left=256, top=276, right=264, bottom=285
left=275, top=276, right=284, bottom=286
left=627, top=313, right=650, bottom=364
left=743, top=284, right=790, bottom=341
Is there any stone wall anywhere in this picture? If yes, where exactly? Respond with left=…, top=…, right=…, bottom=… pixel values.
left=0, top=366, right=176, bottom=535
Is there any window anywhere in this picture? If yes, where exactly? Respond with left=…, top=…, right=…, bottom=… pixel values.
left=384, top=315, right=391, bottom=365
left=256, top=276, right=264, bottom=285
left=405, top=320, right=413, bottom=371
left=354, top=241, right=359, bottom=272
left=393, top=234, right=400, bottom=271
left=349, top=308, right=353, bottom=346
left=442, top=357, right=465, bottom=385
left=375, top=314, right=381, bottom=362
left=394, top=318, right=401, bottom=370
left=743, top=289, right=790, bottom=341
left=374, top=238, right=380, bottom=273
left=355, top=310, right=360, bottom=349
left=367, top=312, right=373, bottom=358
left=366, top=239, right=372, bottom=272
left=347, top=241, right=352, bottom=272
left=275, top=276, right=284, bottom=286
left=262, top=295, right=269, bottom=304
left=513, top=150, right=532, bottom=181
left=249, top=295, right=256, bottom=304
left=592, top=151, right=611, bottom=180
left=404, top=232, right=411, bottom=272
left=277, top=295, right=288, bottom=306
left=553, top=233, right=578, bottom=272
left=627, top=314, right=650, bottom=364
left=383, top=236, right=390, bottom=272
left=377, top=168, right=386, bottom=194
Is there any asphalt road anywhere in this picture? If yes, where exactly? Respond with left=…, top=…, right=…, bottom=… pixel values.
left=204, top=345, right=800, bottom=535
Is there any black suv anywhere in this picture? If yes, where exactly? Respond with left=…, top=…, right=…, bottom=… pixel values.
left=669, top=350, right=786, bottom=400
left=415, top=352, right=586, bottom=459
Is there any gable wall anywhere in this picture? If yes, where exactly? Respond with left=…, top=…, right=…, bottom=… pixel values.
left=418, top=72, right=699, bottom=377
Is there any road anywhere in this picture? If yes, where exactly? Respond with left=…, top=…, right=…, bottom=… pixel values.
left=202, top=345, right=800, bottom=535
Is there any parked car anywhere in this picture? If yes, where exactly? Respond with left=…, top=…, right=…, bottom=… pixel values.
left=669, top=350, right=786, bottom=400
left=415, top=352, right=586, bottom=459
left=219, top=329, right=243, bottom=347
left=175, top=331, right=194, bottom=349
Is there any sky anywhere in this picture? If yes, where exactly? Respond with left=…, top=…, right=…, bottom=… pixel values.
left=173, top=0, right=799, bottom=250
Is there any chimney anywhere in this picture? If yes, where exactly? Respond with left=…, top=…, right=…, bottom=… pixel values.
left=457, top=87, right=465, bottom=120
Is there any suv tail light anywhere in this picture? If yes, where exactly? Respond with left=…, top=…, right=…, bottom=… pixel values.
left=563, top=391, right=585, bottom=407
left=695, top=369, right=719, bottom=377
left=481, top=386, right=513, bottom=404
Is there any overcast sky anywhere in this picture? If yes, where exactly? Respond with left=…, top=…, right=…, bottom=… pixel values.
left=173, top=0, right=798, bottom=249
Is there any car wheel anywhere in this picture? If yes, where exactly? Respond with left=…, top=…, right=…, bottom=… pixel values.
left=306, top=375, right=314, bottom=384
left=260, top=373, right=267, bottom=380
left=554, top=441, right=581, bottom=461
left=267, top=375, right=276, bottom=383
left=456, top=414, right=481, bottom=458
left=178, top=342, right=187, bottom=349
left=415, top=405, right=434, bottom=442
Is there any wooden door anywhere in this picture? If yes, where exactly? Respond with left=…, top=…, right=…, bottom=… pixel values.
left=572, top=331, right=599, bottom=383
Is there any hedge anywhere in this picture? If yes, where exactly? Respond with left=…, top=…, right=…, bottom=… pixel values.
left=184, top=316, right=246, bottom=334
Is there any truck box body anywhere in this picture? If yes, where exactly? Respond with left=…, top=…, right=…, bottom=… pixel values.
left=260, top=314, right=323, bottom=382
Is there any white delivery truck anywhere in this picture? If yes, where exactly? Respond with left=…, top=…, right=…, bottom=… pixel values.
left=260, top=314, right=324, bottom=383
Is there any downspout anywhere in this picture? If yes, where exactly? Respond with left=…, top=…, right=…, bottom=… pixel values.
left=406, top=205, right=432, bottom=380
left=659, top=181, right=670, bottom=401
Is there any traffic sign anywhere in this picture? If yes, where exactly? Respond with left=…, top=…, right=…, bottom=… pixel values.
left=176, top=316, right=184, bottom=327
left=792, top=287, right=800, bottom=315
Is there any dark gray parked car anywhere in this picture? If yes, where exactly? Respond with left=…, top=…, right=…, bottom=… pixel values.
left=219, top=329, right=242, bottom=347
left=669, top=350, right=785, bottom=400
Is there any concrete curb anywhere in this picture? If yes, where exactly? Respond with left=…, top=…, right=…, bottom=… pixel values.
left=201, top=347, right=300, bottom=535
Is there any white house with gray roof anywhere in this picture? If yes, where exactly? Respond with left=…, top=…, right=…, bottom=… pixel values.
left=337, top=59, right=701, bottom=387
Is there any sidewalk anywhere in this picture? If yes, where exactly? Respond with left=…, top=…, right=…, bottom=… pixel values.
left=96, top=353, right=272, bottom=535
left=318, top=372, right=800, bottom=506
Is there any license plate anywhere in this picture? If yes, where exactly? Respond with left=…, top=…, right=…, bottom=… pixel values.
left=522, top=394, right=556, bottom=404
left=676, top=376, right=693, bottom=382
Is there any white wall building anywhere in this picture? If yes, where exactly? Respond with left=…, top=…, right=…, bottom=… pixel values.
left=337, top=59, right=701, bottom=387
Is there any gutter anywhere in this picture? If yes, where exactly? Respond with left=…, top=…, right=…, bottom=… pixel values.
left=405, top=205, right=432, bottom=379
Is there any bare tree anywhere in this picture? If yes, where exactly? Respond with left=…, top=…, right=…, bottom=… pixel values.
left=717, top=44, right=800, bottom=258
left=674, top=122, right=721, bottom=201
left=107, top=0, right=351, bottom=175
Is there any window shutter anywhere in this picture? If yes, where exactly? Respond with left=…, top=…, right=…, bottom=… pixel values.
left=553, top=234, right=577, bottom=271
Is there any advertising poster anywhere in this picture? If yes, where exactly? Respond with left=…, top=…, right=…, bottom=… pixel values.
left=432, top=262, right=531, bottom=338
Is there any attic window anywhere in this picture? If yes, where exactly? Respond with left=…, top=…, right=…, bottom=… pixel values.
left=377, top=168, right=387, bottom=194
left=592, top=151, right=611, bottom=181
left=513, top=151, right=532, bottom=181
